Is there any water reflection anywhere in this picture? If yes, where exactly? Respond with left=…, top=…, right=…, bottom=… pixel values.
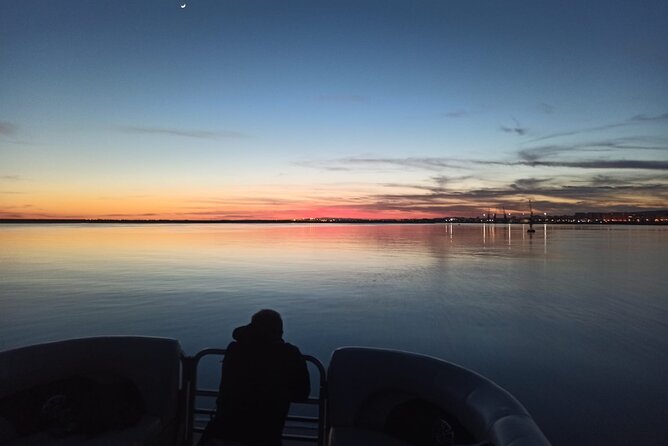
left=0, top=223, right=558, bottom=266
left=1, top=223, right=667, bottom=446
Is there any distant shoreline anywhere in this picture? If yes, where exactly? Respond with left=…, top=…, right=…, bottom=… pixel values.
left=1, top=218, right=666, bottom=225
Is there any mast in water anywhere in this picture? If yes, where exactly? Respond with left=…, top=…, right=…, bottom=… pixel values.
left=527, top=200, right=536, bottom=233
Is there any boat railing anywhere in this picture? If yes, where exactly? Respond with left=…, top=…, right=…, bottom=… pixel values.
left=182, top=348, right=327, bottom=446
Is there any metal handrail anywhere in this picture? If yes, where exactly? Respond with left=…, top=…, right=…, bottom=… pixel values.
left=183, top=348, right=326, bottom=446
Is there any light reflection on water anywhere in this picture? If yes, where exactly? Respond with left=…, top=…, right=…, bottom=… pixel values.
left=1, top=223, right=667, bottom=446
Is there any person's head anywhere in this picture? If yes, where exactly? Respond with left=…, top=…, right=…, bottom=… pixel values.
left=250, top=309, right=284, bottom=338
left=232, top=309, right=284, bottom=342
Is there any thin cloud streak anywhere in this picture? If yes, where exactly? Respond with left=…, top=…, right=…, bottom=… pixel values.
left=630, top=112, right=668, bottom=122
left=190, top=197, right=302, bottom=206
left=587, top=173, right=668, bottom=186
left=501, top=116, right=527, bottom=136
left=528, top=123, right=627, bottom=143
left=518, top=139, right=667, bottom=163
left=443, top=110, right=468, bottom=118
left=473, top=159, right=668, bottom=170
left=301, top=155, right=668, bottom=173
left=511, top=178, right=551, bottom=190
left=501, top=126, right=527, bottom=136
left=528, top=111, right=668, bottom=143
left=522, top=160, right=668, bottom=170
left=120, top=126, right=247, bottom=139
left=297, top=157, right=467, bottom=172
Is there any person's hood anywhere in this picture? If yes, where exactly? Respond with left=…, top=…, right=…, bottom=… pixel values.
left=232, top=323, right=283, bottom=343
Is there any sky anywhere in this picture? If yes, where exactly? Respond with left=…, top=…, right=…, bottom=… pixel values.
left=1, top=0, right=667, bottom=219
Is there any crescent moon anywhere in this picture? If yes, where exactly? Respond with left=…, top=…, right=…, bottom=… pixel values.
left=180, top=3, right=186, bottom=8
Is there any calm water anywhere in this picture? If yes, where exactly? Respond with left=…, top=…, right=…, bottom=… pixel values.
left=1, top=223, right=667, bottom=445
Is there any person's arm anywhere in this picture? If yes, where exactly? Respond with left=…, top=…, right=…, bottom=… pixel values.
left=217, top=342, right=241, bottom=408
left=288, top=347, right=311, bottom=401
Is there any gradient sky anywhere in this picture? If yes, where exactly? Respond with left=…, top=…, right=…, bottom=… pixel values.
left=1, top=0, right=667, bottom=219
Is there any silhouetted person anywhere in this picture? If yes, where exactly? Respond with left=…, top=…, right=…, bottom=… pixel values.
left=199, top=310, right=310, bottom=446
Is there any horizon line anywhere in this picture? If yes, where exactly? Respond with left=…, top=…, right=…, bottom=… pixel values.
left=2, top=210, right=667, bottom=225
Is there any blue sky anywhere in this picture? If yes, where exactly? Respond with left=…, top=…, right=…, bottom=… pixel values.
left=1, top=0, right=667, bottom=218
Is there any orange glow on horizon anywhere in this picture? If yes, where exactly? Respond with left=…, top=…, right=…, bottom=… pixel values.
left=0, top=197, right=446, bottom=220
left=1, top=188, right=455, bottom=220
left=1, top=183, right=663, bottom=220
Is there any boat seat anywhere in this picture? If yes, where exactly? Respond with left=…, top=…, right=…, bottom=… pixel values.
left=0, top=337, right=182, bottom=446
left=326, top=347, right=550, bottom=446
left=1, top=415, right=161, bottom=446
left=329, top=426, right=412, bottom=446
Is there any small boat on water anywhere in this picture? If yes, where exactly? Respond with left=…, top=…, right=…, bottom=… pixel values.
left=0, top=337, right=550, bottom=446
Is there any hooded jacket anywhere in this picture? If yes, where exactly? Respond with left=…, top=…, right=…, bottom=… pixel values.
left=204, top=324, right=310, bottom=445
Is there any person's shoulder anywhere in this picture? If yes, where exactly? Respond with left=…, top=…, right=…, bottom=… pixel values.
left=281, top=341, right=304, bottom=356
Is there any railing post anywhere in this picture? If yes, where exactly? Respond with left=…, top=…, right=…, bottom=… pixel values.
left=303, top=355, right=327, bottom=446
